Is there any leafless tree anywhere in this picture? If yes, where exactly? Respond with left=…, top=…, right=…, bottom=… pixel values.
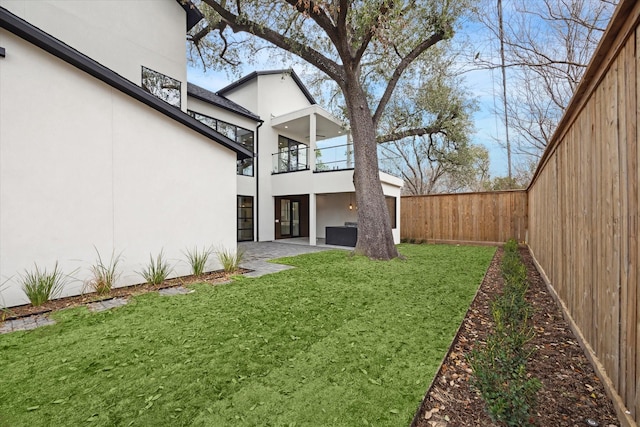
left=379, top=137, right=490, bottom=195
left=475, top=0, right=618, bottom=160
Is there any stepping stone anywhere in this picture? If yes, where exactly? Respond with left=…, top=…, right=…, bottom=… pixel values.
left=0, top=314, right=55, bottom=334
left=87, top=297, right=129, bottom=312
left=159, top=287, right=194, bottom=296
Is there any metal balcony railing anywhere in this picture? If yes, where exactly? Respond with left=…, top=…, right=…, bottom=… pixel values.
left=314, top=143, right=354, bottom=172
left=315, top=142, right=400, bottom=177
left=272, top=146, right=309, bottom=174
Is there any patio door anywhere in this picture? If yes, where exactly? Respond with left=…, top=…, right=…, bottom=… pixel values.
left=279, top=199, right=300, bottom=238
left=275, top=195, right=309, bottom=239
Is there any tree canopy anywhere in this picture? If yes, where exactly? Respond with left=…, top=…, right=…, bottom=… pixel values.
left=188, top=0, right=476, bottom=259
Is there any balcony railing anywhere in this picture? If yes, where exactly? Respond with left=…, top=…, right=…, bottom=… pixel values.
left=315, top=143, right=400, bottom=176
left=314, top=143, right=354, bottom=172
left=272, top=146, right=309, bottom=174
left=272, top=142, right=401, bottom=177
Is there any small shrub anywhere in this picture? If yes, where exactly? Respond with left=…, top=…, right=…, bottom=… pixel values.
left=0, top=277, right=10, bottom=318
left=139, top=250, right=173, bottom=285
left=470, top=238, right=540, bottom=425
left=184, top=246, right=212, bottom=276
left=471, top=343, right=541, bottom=427
left=19, top=262, right=67, bottom=306
left=89, top=248, right=122, bottom=295
left=216, top=247, right=244, bottom=274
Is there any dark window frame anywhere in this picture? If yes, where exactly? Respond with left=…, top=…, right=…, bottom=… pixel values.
left=187, top=110, right=255, bottom=177
left=275, top=135, right=309, bottom=173
left=237, top=195, right=254, bottom=241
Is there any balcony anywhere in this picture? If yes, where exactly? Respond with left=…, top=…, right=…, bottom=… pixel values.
left=272, top=145, right=309, bottom=174
left=272, top=140, right=401, bottom=177
left=314, top=141, right=354, bottom=172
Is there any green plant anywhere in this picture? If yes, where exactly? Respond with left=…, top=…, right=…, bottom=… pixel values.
left=470, top=239, right=540, bottom=425
left=138, top=250, right=173, bottom=285
left=89, top=248, right=122, bottom=295
left=19, top=262, right=68, bottom=306
left=471, top=342, right=541, bottom=427
left=184, top=246, right=212, bottom=276
left=216, top=247, right=244, bottom=274
left=0, top=277, right=11, bottom=319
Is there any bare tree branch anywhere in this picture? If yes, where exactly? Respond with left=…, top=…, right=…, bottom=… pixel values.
left=200, top=0, right=345, bottom=83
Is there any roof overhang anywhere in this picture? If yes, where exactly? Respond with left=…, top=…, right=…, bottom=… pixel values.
left=271, top=105, right=347, bottom=142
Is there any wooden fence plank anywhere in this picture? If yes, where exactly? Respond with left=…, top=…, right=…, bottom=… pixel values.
left=400, top=191, right=528, bottom=244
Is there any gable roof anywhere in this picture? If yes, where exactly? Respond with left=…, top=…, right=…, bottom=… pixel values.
left=0, top=6, right=251, bottom=160
left=187, top=82, right=261, bottom=122
left=176, top=0, right=203, bottom=31
left=217, top=69, right=317, bottom=105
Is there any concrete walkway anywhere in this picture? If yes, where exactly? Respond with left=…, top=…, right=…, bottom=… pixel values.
left=239, top=240, right=339, bottom=277
left=0, top=241, right=342, bottom=334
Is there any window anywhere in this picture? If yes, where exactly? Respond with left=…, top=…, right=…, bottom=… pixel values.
left=237, top=196, right=254, bottom=241
left=273, top=136, right=308, bottom=173
left=141, top=66, right=181, bottom=108
left=187, top=110, right=255, bottom=176
left=386, top=196, right=397, bottom=229
left=236, top=128, right=255, bottom=176
left=189, top=111, right=218, bottom=129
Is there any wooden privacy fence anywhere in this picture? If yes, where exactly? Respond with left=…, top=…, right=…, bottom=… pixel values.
left=399, top=1, right=640, bottom=425
left=400, top=191, right=527, bottom=245
left=526, top=0, right=639, bottom=425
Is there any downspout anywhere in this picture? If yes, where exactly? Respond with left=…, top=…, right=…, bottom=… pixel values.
left=255, top=119, right=264, bottom=242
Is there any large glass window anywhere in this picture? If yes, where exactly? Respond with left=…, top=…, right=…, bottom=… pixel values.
left=273, top=136, right=308, bottom=173
left=187, top=110, right=255, bottom=176
left=141, top=66, right=181, bottom=108
left=237, top=196, right=254, bottom=241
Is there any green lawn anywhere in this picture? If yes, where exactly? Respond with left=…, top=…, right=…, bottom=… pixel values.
left=0, top=244, right=494, bottom=426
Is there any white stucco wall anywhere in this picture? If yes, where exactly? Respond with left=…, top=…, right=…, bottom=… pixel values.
left=1, top=0, right=188, bottom=109
left=316, top=193, right=359, bottom=238
left=0, top=30, right=237, bottom=308
left=219, top=72, right=403, bottom=244
left=187, top=95, right=259, bottom=199
left=256, top=74, right=314, bottom=241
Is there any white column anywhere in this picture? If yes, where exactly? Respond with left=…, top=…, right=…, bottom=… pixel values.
left=309, top=193, right=317, bottom=246
left=309, top=113, right=317, bottom=171
left=309, top=112, right=317, bottom=246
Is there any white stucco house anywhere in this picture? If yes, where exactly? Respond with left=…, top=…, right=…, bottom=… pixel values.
left=0, top=0, right=402, bottom=309
left=187, top=71, right=403, bottom=246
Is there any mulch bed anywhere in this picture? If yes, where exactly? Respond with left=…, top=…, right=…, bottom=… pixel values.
left=412, top=247, right=620, bottom=426
left=1, top=269, right=247, bottom=321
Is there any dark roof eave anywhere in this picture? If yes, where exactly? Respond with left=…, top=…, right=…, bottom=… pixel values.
left=218, top=69, right=317, bottom=105
left=0, top=7, right=251, bottom=160
left=189, top=91, right=262, bottom=122
left=187, top=83, right=261, bottom=122
left=176, top=0, right=203, bottom=31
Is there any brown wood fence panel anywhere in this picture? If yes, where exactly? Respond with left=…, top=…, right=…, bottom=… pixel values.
left=528, top=1, right=640, bottom=423
left=400, top=191, right=527, bottom=244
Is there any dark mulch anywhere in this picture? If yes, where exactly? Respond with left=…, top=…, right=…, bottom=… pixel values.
left=1, top=269, right=247, bottom=321
left=412, top=247, right=620, bottom=427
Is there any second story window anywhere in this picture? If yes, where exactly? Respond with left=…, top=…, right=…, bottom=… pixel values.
left=273, top=136, right=308, bottom=173
left=141, top=66, right=181, bottom=108
left=188, top=110, right=255, bottom=176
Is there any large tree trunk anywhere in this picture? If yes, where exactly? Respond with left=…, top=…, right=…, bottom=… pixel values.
left=344, top=84, right=399, bottom=260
